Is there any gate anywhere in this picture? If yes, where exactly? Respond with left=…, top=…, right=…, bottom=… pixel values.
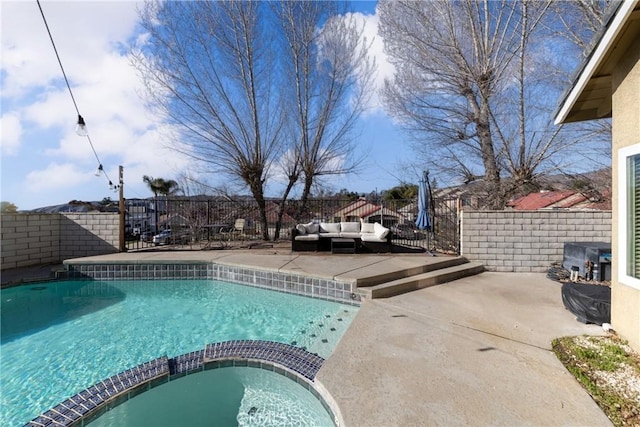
left=383, top=196, right=460, bottom=254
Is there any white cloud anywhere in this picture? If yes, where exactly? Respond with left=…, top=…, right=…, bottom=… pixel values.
left=0, top=113, right=23, bottom=155
left=343, top=11, right=396, bottom=114
left=25, top=162, right=91, bottom=193
left=0, top=1, right=142, bottom=97
left=0, top=2, right=402, bottom=209
left=0, top=1, right=195, bottom=209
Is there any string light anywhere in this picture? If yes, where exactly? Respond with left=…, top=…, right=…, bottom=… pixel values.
left=36, top=0, right=118, bottom=190
left=75, top=115, right=88, bottom=137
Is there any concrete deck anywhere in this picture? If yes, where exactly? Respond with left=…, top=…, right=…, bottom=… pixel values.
left=319, top=272, right=610, bottom=426
left=1, top=249, right=611, bottom=426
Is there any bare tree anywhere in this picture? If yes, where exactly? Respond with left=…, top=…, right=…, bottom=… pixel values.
left=547, top=0, right=611, bottom=52
left=497, top=0, right=612, bottom=196
left=270, top=1, right=376, bottom=236
left=133, top=1, right=374, bottom=239
left=173, top=173, right=213, bottom=248
left=379, top=0, right=526, bottom=208
left=133, top=1, right=282, bottom=239
left=544, top=0, right=613, bottom=173
left=378, top=0, right=610, bottom=209
left=496, top=1, right=558, bottom=192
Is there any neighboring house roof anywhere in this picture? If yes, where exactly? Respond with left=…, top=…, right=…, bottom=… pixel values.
left=331, top=199, right=370, bottom=218
left=241, top=201, right=295, bottom=225
left=158, top=213, right=189, bottom=226
left=554, top=0, right=640, bottom=124
left=263, top=201, right=295, bottom=224
left=332, top=199, right=407, bottom=222
left=507, top=190, right=611, bottom=210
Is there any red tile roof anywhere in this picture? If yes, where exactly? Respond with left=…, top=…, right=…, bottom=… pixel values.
left=507, top=190, right=609, bottom=210
left=507, top=190, right=574, bottom=210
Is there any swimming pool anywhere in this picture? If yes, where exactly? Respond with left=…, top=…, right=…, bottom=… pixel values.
left=0, top=278, right=357, bottom=426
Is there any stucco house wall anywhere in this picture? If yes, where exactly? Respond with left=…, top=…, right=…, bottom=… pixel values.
left=554, top=0, right=640, bottom=351
left=611, top=37, right=640, bottom=350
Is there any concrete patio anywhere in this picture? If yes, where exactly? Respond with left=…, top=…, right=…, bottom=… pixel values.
left=318, top=271, right=610, bottom=426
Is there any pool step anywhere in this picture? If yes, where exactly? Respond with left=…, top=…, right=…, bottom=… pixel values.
left=356, top=262, right=484, bottom=299
left=354, top=256, right=470, bottom=288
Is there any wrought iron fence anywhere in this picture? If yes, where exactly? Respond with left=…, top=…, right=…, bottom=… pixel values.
left=124, top=195, right=460, bottom=254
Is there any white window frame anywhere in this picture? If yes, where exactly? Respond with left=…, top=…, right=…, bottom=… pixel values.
left=618, top=143, right=640, bottom=290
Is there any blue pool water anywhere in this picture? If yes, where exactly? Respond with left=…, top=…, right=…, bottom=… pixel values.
left=88, top=367, right=335, bottom=427
left=0, top=279, right=357, bottom=426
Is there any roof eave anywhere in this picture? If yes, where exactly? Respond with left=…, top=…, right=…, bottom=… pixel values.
left=554, top=0, right=638, bottom=125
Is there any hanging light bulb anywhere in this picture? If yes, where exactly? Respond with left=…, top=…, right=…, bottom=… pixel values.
left=95, top=164, right=103, bottom=177
left=75, top=115, right=88, bottom=137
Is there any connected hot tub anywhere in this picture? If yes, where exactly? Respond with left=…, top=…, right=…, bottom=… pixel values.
left=88, top=364, right=336, bottom=426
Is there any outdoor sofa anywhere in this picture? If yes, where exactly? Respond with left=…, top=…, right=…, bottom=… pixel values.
left=291, top=220, right=392, bottom=253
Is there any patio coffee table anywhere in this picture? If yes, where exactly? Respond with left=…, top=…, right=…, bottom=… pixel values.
left=331, top=238, right=356, bottom=254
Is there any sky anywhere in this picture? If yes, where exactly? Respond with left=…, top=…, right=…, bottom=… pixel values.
left=0, top=0, right=421, bottom=211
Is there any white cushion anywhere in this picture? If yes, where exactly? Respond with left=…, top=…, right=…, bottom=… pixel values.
left=340, top=222, right=360, bottom=233
left=320, top=222, right=341, bottom=233
left=361, top=233, right=387, bottom=242
left=305, top=222, right=319, bottom=234
left=339, top=232, right=361, bottom=239
left=295, top=234, right=319, bottom=241
left=296, top=224, right=307, bottom=234
left=360, top=221, right=375, bottom=234
left=374, top=222, right=389, bottom=239
left=320, top=232, right=341, bottom=238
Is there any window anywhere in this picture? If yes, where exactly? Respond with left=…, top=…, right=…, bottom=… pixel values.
left=618, top=143, right=640, bottom=290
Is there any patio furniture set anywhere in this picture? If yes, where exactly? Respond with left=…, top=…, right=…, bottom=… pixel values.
left=291, top=221, right=392, bottom=253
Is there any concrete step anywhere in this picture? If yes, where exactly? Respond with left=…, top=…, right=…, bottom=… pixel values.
left=357, top=262, right=485, bottom=299
left=354, top=256, right=470, bottom=288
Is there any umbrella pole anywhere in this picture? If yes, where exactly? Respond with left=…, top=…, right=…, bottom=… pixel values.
left=425, top=170, right=436, bottom=256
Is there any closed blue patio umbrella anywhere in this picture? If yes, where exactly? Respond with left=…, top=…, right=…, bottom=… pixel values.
left=415, top=171, right=432, bottom=231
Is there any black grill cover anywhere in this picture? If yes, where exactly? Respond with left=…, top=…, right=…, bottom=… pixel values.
left=561, top=282, right=611, bottom=325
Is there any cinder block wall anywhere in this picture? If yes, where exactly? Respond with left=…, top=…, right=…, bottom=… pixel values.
left=1, top=213, right=118, bottom=270
left=461, top=210, right=612, bottom=272
left=60, top=213, right=119, bottom=259
left=0, top=214, right=62, bottom=269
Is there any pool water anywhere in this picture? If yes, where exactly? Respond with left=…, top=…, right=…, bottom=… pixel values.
left=0, top=279, right=357, bottom=426
left=88, top=367, right=335, bottom=427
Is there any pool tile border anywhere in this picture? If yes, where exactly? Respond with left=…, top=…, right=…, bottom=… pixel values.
left=65, top=262, right=361, bottom=305
left=205, top=340, right=325, bottom=381
left=27, top=356, right=169, bottom=427
left=26, top=341, right=336, bottom=427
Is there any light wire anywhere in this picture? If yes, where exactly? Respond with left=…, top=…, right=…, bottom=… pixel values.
left=36, top=0, right=117, bottom=188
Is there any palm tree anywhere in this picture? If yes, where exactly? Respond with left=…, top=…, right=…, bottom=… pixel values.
left=143, top=175, right=179, bottom=233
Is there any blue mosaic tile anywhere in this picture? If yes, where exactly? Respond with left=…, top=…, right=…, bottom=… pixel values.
left=204, top=340, right=324, bottom=381
left=54, top=402, right=81, bottom=419
left=168, top=350, right=204, bottom=375
left=25, top=416, right=51, bottom=427
left=79, top=399, right=97, bottom=412
left=52, top=406, right=79, bottom=423
left=43, top=411, right=67, bottom=425
left=67, top=262, right=360, bottom=305
left=28, top=356, right=171, bottom=426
